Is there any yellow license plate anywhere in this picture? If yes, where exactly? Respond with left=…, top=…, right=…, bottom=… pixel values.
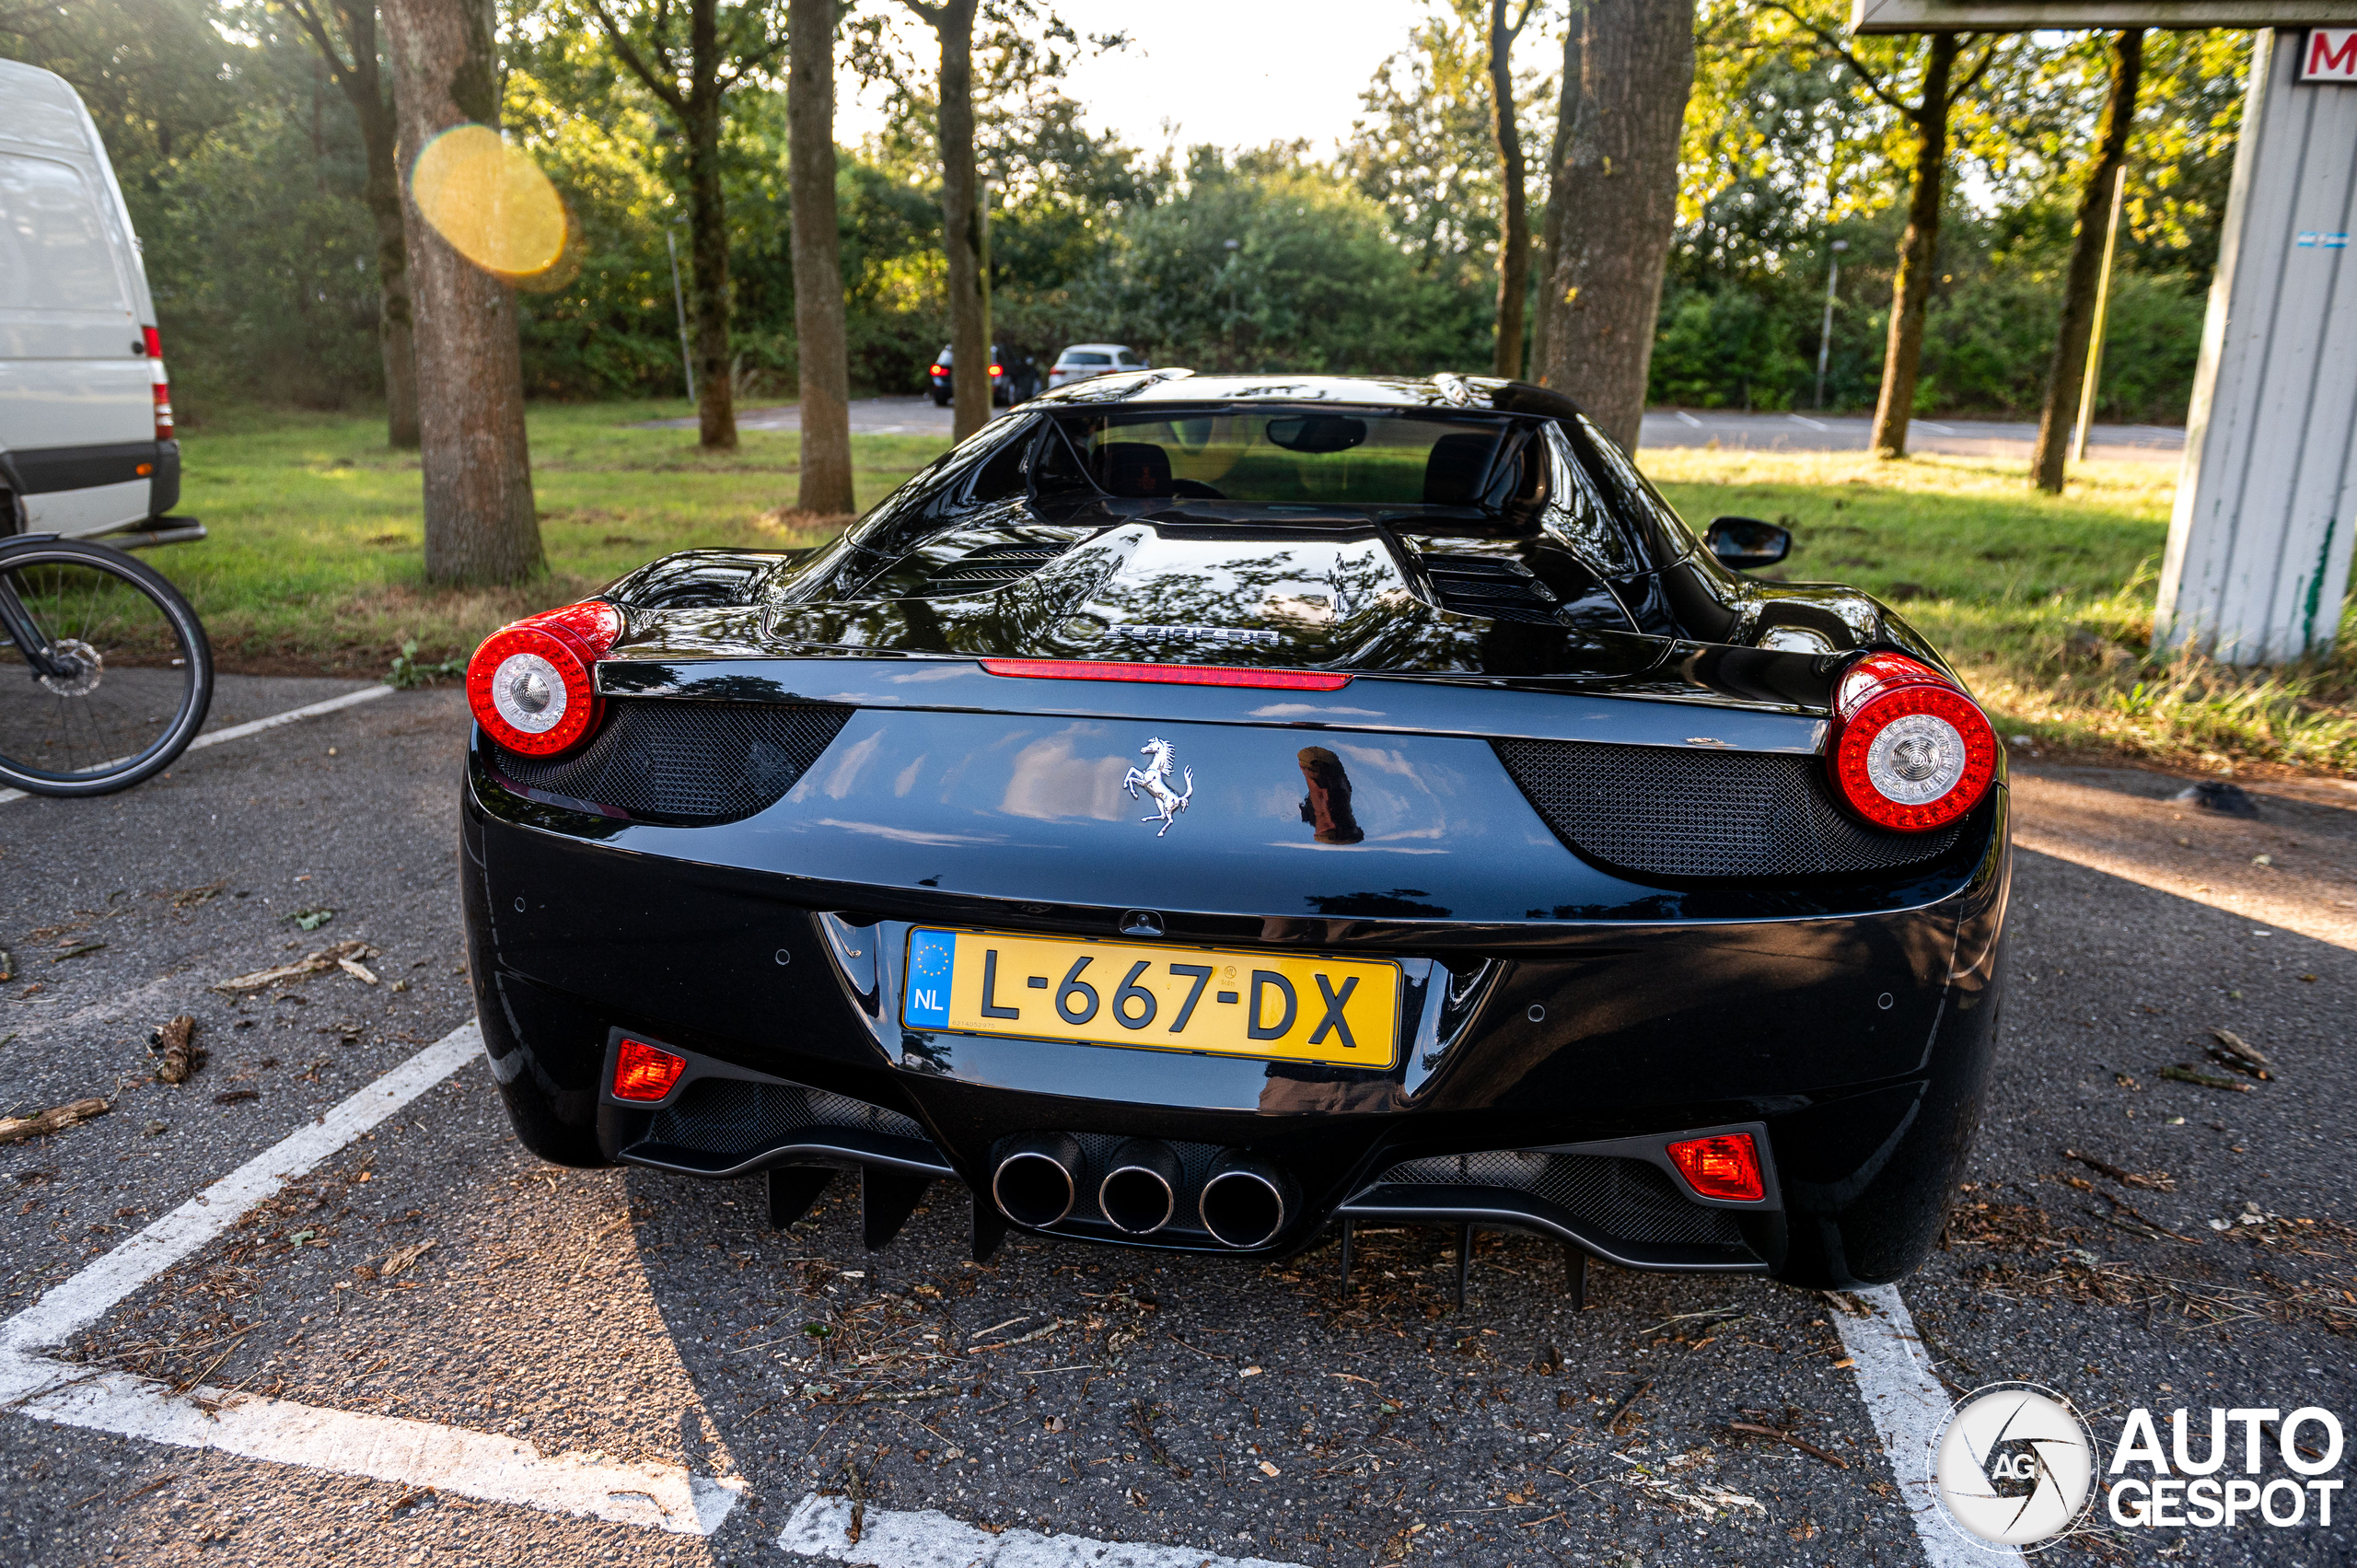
left=901, top=929, right=1401, bottom=1069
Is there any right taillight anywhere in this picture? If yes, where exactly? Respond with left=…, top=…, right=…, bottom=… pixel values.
left=466, top=599, right=622, bottom=757
left=1666, top=1132, right=1764, bottom=1202
left=145, top=325, right=173, bottom=440
left=1827, top=652, right=1997, bottom=832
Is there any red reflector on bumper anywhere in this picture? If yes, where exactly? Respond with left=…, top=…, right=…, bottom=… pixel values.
left=612, top=1038, right=687, bottom=1102
left=978, top=659, right=1352, bottom=691
left=1666, top=1132, right=1764, bottom=1202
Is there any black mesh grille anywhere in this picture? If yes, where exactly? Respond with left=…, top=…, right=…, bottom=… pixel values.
left=1492, top=738, right=1958, bottom=879
left=1419, top=553, right=1564, bottom=625
left=647, top=1077, right=928, bottom=1157
left=925, top=541, right=1065, bottom=592
left=1372, top=1150, right=1742, bottom=1246
left=491, top=699, right=852, bottom=825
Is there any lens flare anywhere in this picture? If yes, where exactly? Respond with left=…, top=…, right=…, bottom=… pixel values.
left=410, top=124, right=570, bottom=283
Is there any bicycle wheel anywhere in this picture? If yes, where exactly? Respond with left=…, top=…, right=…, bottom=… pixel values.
left=0, top=537, right=214, bottom=796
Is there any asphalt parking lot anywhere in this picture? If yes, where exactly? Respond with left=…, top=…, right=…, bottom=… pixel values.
left=1, top=677, right=2350, bottom=1567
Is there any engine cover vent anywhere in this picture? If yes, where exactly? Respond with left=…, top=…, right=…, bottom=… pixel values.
left=1418, top=553, right=1564, bottom=625
left=924, top=540, right=1067, bottom=593
left=489, top=699, right=852, bottom=825
left=1492, top=737, right=1961, bottom=879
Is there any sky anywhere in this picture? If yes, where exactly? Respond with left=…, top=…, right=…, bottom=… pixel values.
left=838, top=0, right=1448, bottom=158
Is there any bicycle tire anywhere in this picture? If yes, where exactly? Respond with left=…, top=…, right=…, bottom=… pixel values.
left=0, top=535, right=214, bottom=796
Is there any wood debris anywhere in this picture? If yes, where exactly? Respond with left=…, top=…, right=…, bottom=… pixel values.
left=378, top=1239, right=436, bottom=1277
left=2061, top=1148, right=2175, bottom=1191
left=214, top=941, right=380, bottom=993
left=2209, top=1028, right=2272, bottom=1070
left=153, top=1016, right=205, bottom=1085
left=0, top=1098, right=110, bottom=1145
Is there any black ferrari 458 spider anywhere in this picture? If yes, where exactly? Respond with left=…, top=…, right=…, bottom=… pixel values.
left=460, top=371, right=2007, bottom=1294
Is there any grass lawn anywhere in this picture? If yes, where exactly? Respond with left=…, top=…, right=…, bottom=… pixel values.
left=156, top=401, right=2355, bottom=775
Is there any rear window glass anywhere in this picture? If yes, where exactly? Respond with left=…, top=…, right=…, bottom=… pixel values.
left=1053, top=410, right=1524, bottom=507
left=1062, top=352, right=1111, bottom=366
left=0, top=154, right=125, bottom=312
left=1115, top=352, right=1140, bottom=366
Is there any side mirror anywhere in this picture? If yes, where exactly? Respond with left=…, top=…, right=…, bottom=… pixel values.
left=1705, top=516, right=1791, bottom=571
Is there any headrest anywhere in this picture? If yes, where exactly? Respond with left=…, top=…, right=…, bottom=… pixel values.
left=1422, top=433, right=1496, bottom=505
left=1097, top=442, right=1174, bottom=498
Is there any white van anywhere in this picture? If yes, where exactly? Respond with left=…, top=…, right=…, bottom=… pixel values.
left=0, top=59, right=192, bottom=542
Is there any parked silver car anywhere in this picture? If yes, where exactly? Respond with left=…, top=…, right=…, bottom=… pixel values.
left=1047, top=343, right=1149, bottom=390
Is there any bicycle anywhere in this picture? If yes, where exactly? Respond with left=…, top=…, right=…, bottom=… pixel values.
left=0, top=532, right=214, bottom=796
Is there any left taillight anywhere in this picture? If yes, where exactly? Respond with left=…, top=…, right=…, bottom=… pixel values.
left=466, top=599, right=622, bottom=757
left=611, top=1037, right=686, bottom=1102
left=1826, top=652, right=1998, bottom=832
left=145, top=325, right=173, bottom=440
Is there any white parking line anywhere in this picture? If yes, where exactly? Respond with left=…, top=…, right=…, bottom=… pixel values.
left=0, top=1022, right=746, bottom=1538
left=779, top=1493, right=1307, bottom=1568
left=1786, top=412, right=1830, bottom=431
left=1913, top=421, right=1956, bottom=435
left=1675, top=411, right=1703, bottom=428
left=0, top=683, right=392, bottom=805
left=1835, top=1285, right=2019, bottom=1567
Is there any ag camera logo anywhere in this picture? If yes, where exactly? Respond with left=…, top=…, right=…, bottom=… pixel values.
left=1932, top=1383, right=2096, bottom=1550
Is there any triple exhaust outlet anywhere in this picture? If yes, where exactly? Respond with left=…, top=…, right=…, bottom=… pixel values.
left=990, top=1136, right=1290, bottom=1249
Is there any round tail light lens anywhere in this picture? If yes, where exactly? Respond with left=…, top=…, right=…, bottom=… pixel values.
left=1828, top=652, right=1998, bottom=832
left=466, top=600, right=622, bottom=757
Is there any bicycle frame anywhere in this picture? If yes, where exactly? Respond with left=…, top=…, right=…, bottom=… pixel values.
left=0, top=533, right=107, bottom=681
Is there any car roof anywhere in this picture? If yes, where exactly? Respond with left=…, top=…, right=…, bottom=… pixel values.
left=1057, top=343, right=1134, bottom=356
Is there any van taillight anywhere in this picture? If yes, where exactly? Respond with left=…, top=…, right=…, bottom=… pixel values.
left=145, top=327, right=173, bottom=440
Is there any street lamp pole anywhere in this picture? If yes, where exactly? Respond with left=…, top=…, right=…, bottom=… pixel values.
left=1815, top=239, right=1847, bottom=411
left=666, top=225, right=695, bottom=403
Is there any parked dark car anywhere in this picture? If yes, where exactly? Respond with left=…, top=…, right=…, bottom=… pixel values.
left=927, top=344, right=1036, bottom=407
left=460, top=371, right=2007, bottom=1295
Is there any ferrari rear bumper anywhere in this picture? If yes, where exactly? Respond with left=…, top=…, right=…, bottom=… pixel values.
left=462, top=746, right=2008, bottom=1289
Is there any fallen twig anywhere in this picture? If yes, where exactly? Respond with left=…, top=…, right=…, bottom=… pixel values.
left=0, top=1098, right=109, bottom=1145
left=214, top=941, right=379, bottom=993
left=1726, top=1421, right=1850, bottom=1469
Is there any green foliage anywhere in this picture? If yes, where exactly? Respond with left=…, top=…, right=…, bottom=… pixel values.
left=1073, top=150, right=1488, bottom=375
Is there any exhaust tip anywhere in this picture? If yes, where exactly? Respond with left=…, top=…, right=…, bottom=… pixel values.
left=1098, top=1138, right=1181, bottom=1235
left=993, top=1132, right=1084, bottom=1228
left=1200, top=1155, right=1291, bottom=1249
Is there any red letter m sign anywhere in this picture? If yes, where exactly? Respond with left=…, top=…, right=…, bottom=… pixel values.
left=2305, top=29, right=2357, bottom=82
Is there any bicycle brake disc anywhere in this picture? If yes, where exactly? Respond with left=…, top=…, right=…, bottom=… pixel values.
left=34, top=638, right=102, bottom=697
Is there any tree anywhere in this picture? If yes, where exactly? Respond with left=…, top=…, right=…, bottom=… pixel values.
left=379, top=0, right=543, bottom=585
left=1483, top=0, right=1536, bottom=378
left=900, top=0, right=990, bottom=440
left=1538, top=0, right=1696, bottom=449
left=2030, top=29, right=2141, bottom=493
left=279, top=1, right=421, bottom=447
left=581, top=0, right=786, bottom=449
left=788, top=0, right=853, bottom=512
left=1767, top=5, right=2003, bottom=457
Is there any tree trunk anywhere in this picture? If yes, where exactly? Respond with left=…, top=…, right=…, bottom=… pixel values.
left=288, top=3, right=420, bottom=447
left=1487, top=1, right=1529, bottom=380
left=1530, top=6, right=1584, bottom=383
left=788, top=0, right=853, bottom=514
left=685, top=0, right=736, bottom=448
left=920, top=0, right=989, bottom=440
left=379, top=0, right=543, bottom=586
left=1870, top=34, right=1957, bottom=460
left=2030, top=29, right=2142, bottom=493
left=1536, top=0, right=1693, bottom=450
